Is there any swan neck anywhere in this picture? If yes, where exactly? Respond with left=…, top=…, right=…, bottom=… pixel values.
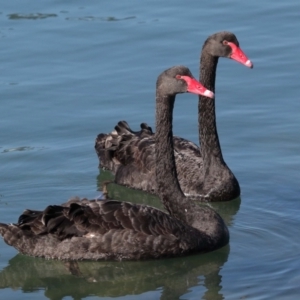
left=198, top=51, right=225, bottom=168
left=155, top=89, right=190, bottom=220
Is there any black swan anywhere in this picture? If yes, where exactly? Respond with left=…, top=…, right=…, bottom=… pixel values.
left=0, top=66, right=229, bottom=260
left=95, top=31, right=253, bottom=202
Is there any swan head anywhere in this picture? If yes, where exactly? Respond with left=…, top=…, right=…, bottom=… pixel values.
left=156, top=65, right=214, bottom=98
left=203, top=31, right=253, bottom=68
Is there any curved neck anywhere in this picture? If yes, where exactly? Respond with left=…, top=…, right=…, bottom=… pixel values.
left=155, top=91, right=191, bottom=221
left=198, top=51, right=225, bottom=172
left=154, top=82, right=230, bottom=246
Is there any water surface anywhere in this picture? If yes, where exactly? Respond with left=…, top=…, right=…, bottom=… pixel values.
left=0, top=0, right=300, bottom=299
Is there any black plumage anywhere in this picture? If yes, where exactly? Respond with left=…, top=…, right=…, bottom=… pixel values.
left=0, top=66, right=229, bottom=260
left=95, top=31, right=253, bottom=202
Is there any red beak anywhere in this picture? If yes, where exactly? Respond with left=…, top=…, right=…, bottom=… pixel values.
left=228, top=42, right=253, bottom=68
left=178, top=75, right=214, bottom=99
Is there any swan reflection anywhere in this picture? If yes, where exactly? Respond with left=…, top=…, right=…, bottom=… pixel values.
left=0, top=245, right=229, bottom=300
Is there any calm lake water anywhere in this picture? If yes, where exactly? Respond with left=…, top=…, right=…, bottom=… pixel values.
left=0, top=0, right=300, bottom=299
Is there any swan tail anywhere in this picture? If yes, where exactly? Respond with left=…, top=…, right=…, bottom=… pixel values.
left=0, top=222, right=39, bottom=252
left=95, top=120, right=153, bottom=172
left=0, top=223, right=17, bottom=246
left=0, top=223, right=9, bottom=238
left=115, top=120, right=153, bottom=137
left=95, top=130, right=121, bottom=172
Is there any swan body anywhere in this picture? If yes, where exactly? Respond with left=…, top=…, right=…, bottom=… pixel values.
left=0, top=66, right=229, bottom=260
left=95, top=32, right=253, bottom=202
left=0, top=198, right=225, bottom=260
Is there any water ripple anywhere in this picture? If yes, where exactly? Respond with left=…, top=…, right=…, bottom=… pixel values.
left=7, top=13, right=57, bottom=20
left=65, top=15, right=136, bottom=22
left=1, top=146, right=46, bottom=153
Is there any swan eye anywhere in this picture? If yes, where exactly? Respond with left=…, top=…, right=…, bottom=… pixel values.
left=223, top=40, right=228, bottom=45
left=175, top=75, right=182, bottom=79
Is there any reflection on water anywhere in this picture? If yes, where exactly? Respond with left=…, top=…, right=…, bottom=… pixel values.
left=0, top=246, right=229, bottom=300
left=96, top=170, right=241, bottom=227
left=209, top=197, right=241, bottom=227
left=7, top=13, right=57, bottom=20
left=97, top=170, right=163, bottom=208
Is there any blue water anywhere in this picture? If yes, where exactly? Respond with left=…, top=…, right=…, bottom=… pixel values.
left=1, top=0, right=300, bottom=299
